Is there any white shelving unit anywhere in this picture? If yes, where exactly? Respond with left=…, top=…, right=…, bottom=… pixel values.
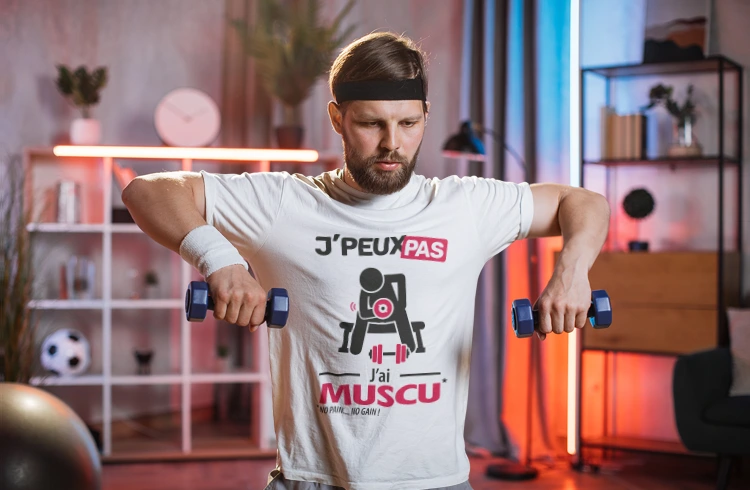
left=24, top=145, right=340, bottom=461
left=29, top=299, right=106, bottom=309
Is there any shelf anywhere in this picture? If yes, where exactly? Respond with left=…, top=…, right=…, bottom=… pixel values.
left=30, top=374, right=234, bottom=386
left=111, top=374, right=183, bottom=385
left=28, top=299, right=104, bottom=310
left=583, top=55, right=742, bottom=78
left=582, top=435, right=700, bottom=456
left=27, top=223, right=105, bottom=233
left=24, top=144, right=279, bottom=460
left=75, top=373, right=266, bottom=385
left=584, top=155, right=740, bottom=168
left=103, top=445, right=274, bottom=463
left=111, top=223, right=142, bottom=233
left=26, top=223, right=146, bottom=233
left=191, top=371, right=265, bottom=384
left=29, top=375, right=268, bottom=391
left=111, top=299, right=183, bottom=310
left=31, top=374, right=105, bottom=386
left=25, top=147, right=56, bottom=157
left=190, top=420, right=261, bottom=457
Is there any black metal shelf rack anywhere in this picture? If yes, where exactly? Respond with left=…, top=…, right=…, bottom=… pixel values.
left=576, top=55, right=744, bottom=466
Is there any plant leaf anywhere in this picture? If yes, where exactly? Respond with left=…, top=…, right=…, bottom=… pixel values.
left=666, top=100, right=680, bottom=118
left=55, top=65, right=74, bottom=95
left=91, top=67, right=108, bottom=91
left=0, top=158, right=36, bottom=383
left=329, top=0, right=356, bottom=39
left=229, top=0, right=355, bottom=108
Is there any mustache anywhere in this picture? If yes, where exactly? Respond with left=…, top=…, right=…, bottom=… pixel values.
left=366, top=152, right=408, bottom=165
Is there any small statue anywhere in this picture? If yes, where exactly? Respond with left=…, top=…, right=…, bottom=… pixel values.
left=622, top=188, right=656, bottom=252
left=134, top=349, right=153, bottom=375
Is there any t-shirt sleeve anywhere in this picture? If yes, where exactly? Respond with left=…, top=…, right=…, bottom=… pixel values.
left=201, top=170, right=287, bottom=260
left=460, top=176, right=534, bottom=258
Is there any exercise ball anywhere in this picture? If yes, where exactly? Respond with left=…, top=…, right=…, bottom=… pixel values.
left=0, top=383, right=101, bottom=490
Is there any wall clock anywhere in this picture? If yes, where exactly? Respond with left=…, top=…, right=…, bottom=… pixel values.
left=154, top=88, right=221, bottom=147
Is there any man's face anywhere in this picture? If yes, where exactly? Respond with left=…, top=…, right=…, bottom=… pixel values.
left=328, top=99, right=429, bottom=195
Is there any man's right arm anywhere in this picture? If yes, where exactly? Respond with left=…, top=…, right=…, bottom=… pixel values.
left=121, top=171, right=268, bottom=329
left=121, top=171, right=206, bottom=254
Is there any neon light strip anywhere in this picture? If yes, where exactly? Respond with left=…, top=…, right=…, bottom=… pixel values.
left=569, top=0, right=581, bottom=188
left=567, top=0, right=581, bottom=457
left=53, top=145, right=319, bottom=162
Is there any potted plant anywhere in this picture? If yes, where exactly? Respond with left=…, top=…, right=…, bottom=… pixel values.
left=643, top=83, right=701, bottom=157
left=143, top=270, right=159, bottom=299
left=0, top=158, right=36, bottom=383
left=55, top=65, right=108, bottom=145
left=216, top=345, right=231, bottom=372
left=231, top=0, right=355, bottom=148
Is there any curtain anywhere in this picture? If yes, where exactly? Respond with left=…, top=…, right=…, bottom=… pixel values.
left=463, top=0, right=518, bottom=459
left=221, top=0, right=272, bottom=150
left=464, top=0, right=567, bottom=462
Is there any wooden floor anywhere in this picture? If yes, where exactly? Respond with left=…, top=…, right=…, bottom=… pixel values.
left=102, top=453, right=750, bottom=490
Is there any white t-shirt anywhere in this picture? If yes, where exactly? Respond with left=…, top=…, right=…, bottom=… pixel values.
left=202, top=169, right=534, bottom=490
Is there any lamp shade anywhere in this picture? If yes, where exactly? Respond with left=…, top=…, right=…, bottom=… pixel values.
left=442, top=121, right=486, bottom=155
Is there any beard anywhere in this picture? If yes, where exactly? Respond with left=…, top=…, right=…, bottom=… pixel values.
left=342, top=134, right=421, bottom=195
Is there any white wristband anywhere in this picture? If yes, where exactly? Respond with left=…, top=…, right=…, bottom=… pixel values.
left=179, top=225, right=248, bottom=278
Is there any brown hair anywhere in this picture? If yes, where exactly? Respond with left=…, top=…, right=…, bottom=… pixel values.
left=329, top=32, right=428, bottom=112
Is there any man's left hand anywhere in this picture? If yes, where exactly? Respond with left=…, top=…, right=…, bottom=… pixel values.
left=534, top=266, right=592, bottom=341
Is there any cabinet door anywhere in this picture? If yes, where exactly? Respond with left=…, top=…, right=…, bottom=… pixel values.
left=588, top=252, right=724, bottom=307
left=580, top=252, right=740, bottom=354
left=582, top=306, right=717, bottom=354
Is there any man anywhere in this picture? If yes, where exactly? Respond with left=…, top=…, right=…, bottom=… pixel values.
left=123, top=32, right=609, bottom=490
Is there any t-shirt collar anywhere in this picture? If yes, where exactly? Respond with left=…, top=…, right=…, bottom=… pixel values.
left=324, top=167, right=420, bottom=210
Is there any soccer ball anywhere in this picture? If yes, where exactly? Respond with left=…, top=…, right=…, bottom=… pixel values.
left=41, top=329, right=91, bottom=376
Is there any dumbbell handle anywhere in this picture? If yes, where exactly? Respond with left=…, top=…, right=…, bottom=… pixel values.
left=512, top=289, right=612, bottom=338
left=532, top=304, right=598, bottom=327
left=200, top=295, right=283, bottom=317
left=185, top=281, right=289, bottom=328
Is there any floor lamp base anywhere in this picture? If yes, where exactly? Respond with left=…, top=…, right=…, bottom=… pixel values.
left=486, top=462, right=539, bottom=481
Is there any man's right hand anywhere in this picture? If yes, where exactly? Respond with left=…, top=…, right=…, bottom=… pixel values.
left=206, top=264, right=267, bottom=331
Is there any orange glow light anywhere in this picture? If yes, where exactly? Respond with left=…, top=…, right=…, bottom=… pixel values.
left=52, top=145, right=320, bottom=162
left=567, top=329, right=578, bottom=455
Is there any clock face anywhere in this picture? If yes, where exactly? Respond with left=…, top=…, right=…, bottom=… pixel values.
left=154, top=88, right=221, bottom=147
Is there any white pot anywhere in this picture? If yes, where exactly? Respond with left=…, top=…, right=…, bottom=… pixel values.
left=70, top=118, right=101, bottom=145
left=217, top=357, right=232, bottom=372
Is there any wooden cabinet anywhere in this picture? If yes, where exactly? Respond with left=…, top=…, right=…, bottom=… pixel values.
left=584, top=252, right=741, bottom=355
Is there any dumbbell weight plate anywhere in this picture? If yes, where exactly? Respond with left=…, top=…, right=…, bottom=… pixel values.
left=266, top=288, right=289, bottom=328
left=185, top=281, right=211, bottom=322
left=511, top=299, right=535, bottom=338
left=590, top=289, right=612, bottom=328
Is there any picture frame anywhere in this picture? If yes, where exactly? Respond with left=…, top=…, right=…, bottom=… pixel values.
left=642, top=0, right=714, bottom=63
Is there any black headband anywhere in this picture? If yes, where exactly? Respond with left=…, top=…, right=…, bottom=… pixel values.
left=333, top=78, right=425, bottom=103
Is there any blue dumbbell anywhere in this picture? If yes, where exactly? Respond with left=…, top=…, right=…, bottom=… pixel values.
left=184, top=281, right=289, bottom=328
left=512, top=289, right=612, bottom=338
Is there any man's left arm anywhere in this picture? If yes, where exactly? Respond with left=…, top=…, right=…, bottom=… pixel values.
left=527, top=183, right=610, bottom=340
